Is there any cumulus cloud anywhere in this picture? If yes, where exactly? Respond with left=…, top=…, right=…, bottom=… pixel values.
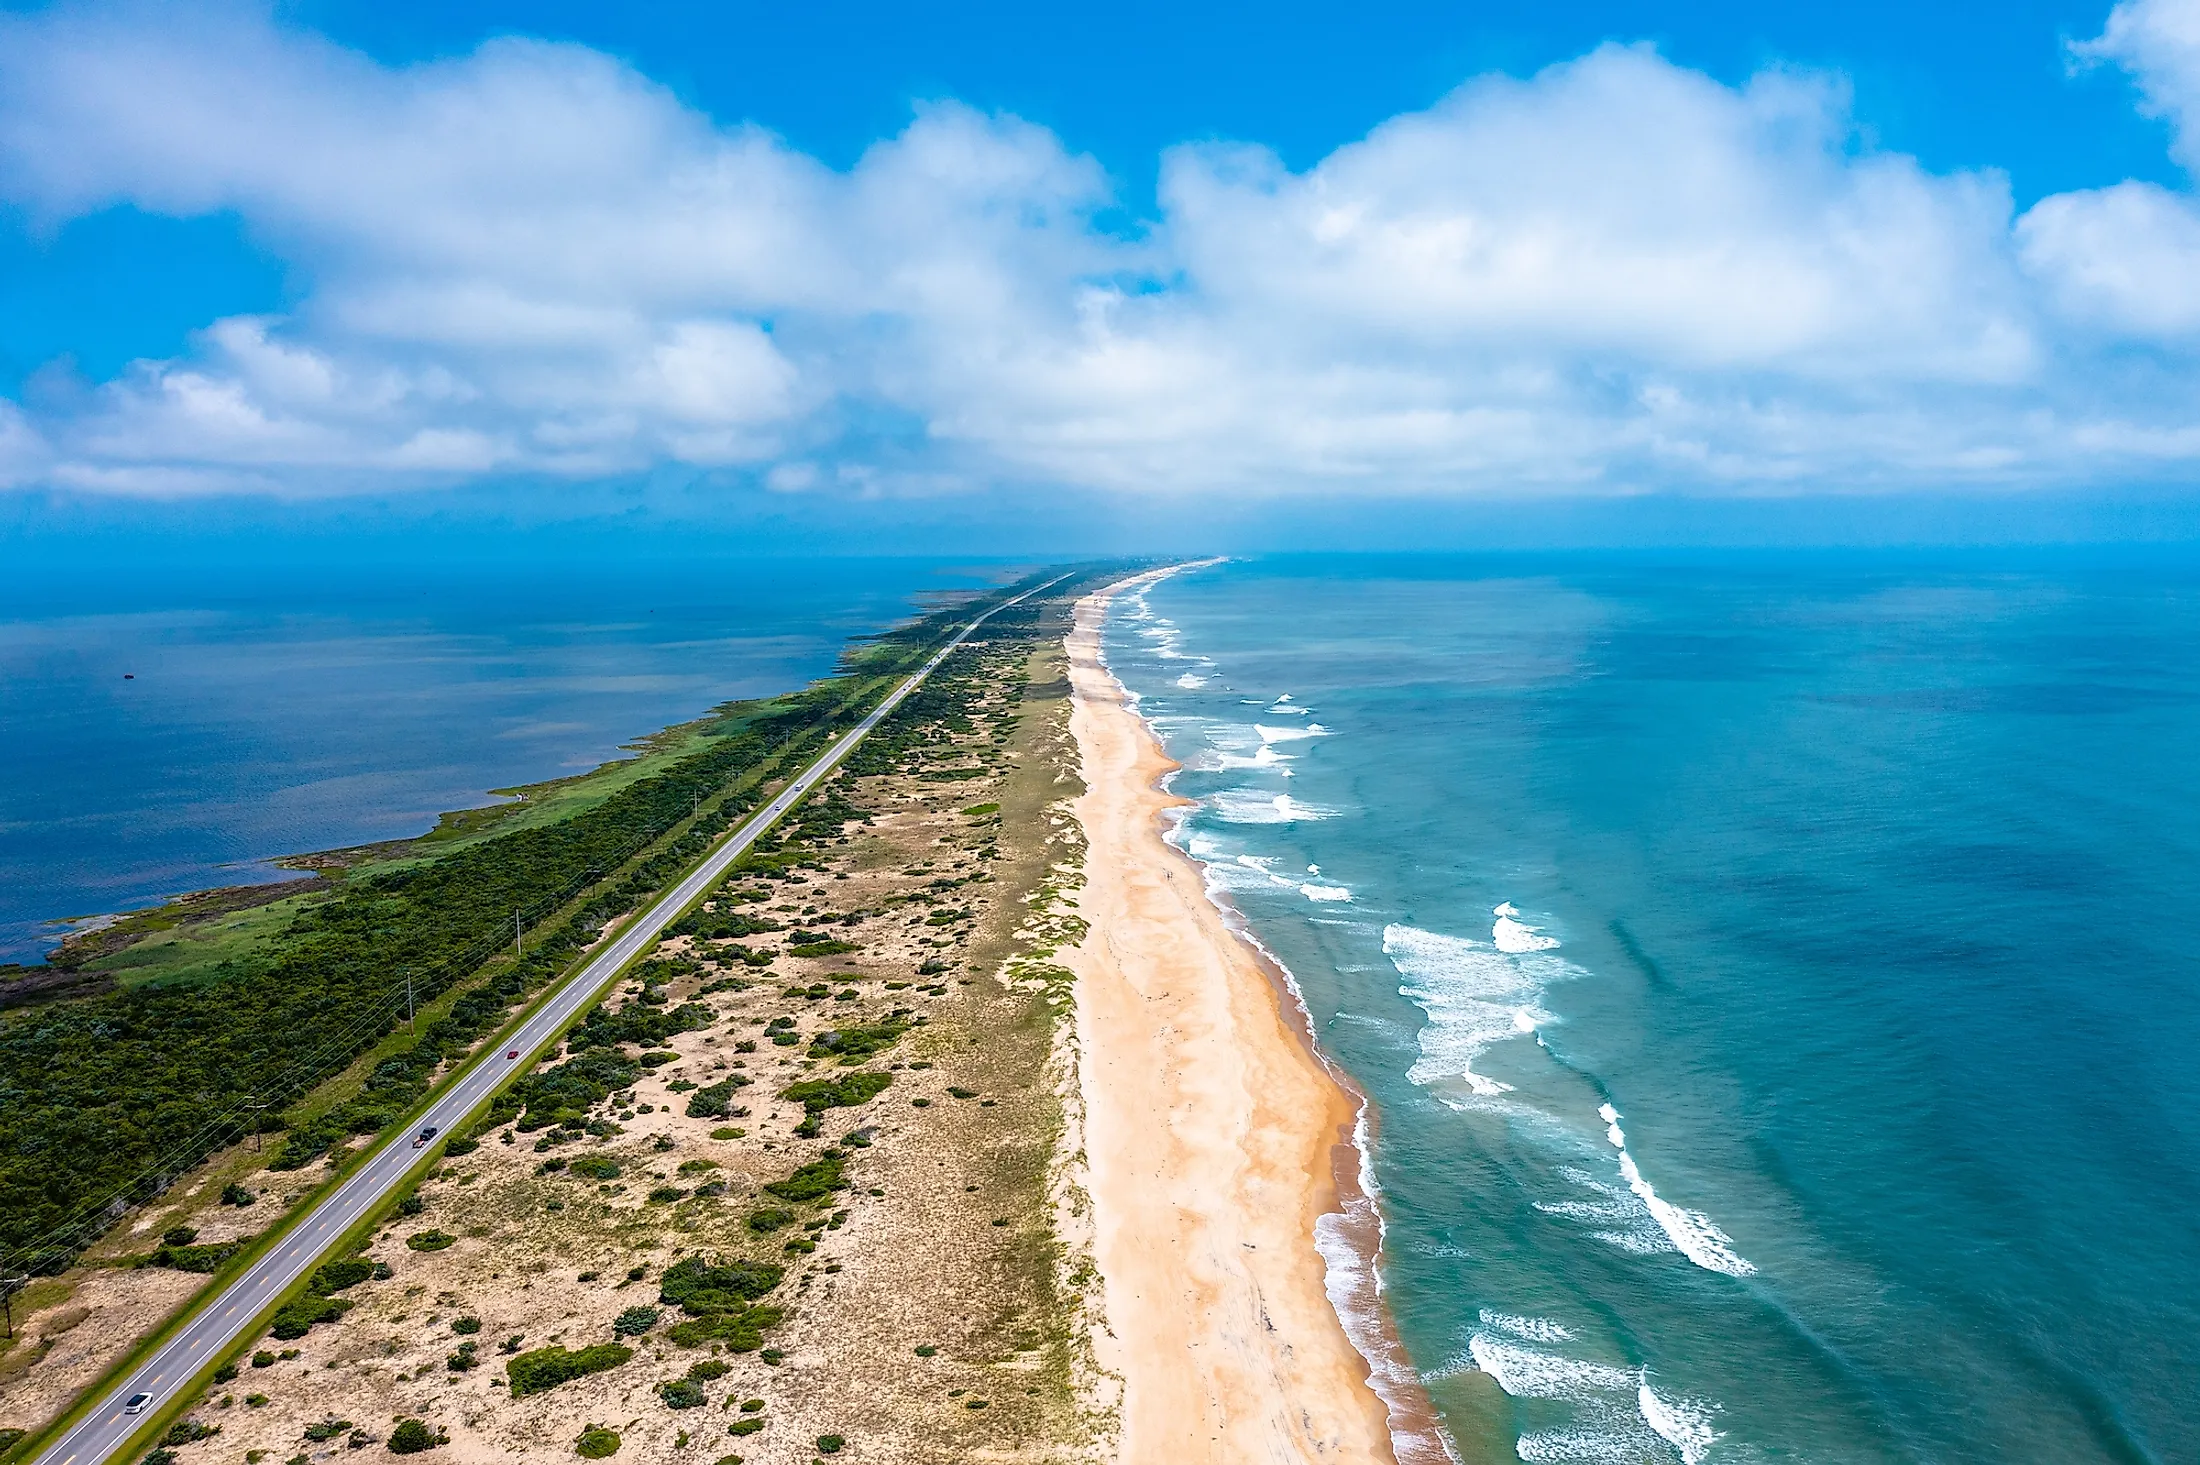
left=2, top=0, right=2200, bottom=498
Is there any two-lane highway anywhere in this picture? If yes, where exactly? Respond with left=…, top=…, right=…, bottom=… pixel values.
left=33, top=575, right=1063, bottom=1465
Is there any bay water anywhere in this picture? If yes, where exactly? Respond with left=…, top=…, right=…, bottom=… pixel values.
left=0, top=553, right=994, bottom=963
left=1105, top=553, right=2199, bottom=1465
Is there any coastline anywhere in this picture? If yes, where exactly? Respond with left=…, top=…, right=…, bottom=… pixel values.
left=1063, top=570, right=1408, bottom=1463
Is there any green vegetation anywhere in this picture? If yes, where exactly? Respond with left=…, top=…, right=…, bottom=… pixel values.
left=575, top=1425, right=621, bottom=1459
left=612, top=1305, right=660, bottom=1336
left=763, top=1151, right=847, bottom=1203
left=506, top=1343, right=634, bottom=1398
left=656, top=1378, right=707, bottom=1410
left=404, top=1229, right=456, bottom=1252
left=806, top=1018, right=908, bottom=1061
left=268, top=1254, right=379, bottom=1339
left=683, top=1075, right=750, bottom=1119
left=780, top=1072, right=890, bottom=1137
left=138, top=1238, right=247, bottom=1273
left=386, top=1418, right=445, bottom=1453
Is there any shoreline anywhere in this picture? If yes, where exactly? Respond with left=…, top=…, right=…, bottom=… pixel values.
left=1063, top=569, right=1426, bottom=1462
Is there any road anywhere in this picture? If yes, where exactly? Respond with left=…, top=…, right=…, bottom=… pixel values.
left=32, top=576, right=1060, bottom=1465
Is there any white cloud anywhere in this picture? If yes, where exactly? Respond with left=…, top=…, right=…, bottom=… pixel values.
left=2, top=1, right=2200, bottom=499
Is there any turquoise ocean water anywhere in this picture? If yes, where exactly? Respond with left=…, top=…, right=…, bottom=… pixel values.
left=1103, top=555, right=2198, bottom=1465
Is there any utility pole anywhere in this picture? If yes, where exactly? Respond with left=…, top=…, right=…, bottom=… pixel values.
left=514, top=910, right=523, bottom=956
left=0, top=1273, right=26, bottom=1340
left=241, top=1095, right=269, bottom=1153
left=404, top=971, right=415, bottom=1034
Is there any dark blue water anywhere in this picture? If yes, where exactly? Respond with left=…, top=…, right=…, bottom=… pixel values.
left=0, top=554, right=995, bottom=963
left=1106, top=555, right=2200, bottom=1465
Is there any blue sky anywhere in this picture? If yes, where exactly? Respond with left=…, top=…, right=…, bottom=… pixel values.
left=3, top=0, right=2200, bottom=547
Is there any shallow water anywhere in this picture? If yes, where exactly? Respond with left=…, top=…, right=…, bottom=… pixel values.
left=1106, top=553, right=2200, bottom=1465
left=0, top=554, right=988, bottom=963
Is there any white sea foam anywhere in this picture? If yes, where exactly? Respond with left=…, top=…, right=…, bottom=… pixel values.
left=1469, top=1335, right=1636, bottom=1399
left=1301, top=884, right=1352, bottom=902
left=1494, top=905, right=1561, bottom=952
left=1257, top=722, right=1329, bottom=742
left=1385, top=923, right=1573, bottom=1102
left=1639, top=1380, right=1722, bottom=1465
left=1597, top=1104, right=1757, bottom=1278
left=1210, top=790, right=1333, bottom=824
left=1175, top=672, right=1207, bottom=689
left=1478, top=1310, right=1576, bottom=1344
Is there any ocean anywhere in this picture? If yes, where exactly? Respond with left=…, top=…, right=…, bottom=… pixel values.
left=1103, top=554, right=2200, bottom=1465
left=0, top=553, right=996, bottom=964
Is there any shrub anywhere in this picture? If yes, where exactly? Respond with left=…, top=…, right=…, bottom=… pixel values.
left=657, top=1255, right=783, bottom=1314
left=805, top=1020, right=906, bottom=1060
left=506, top=1344, right=633, bottom=1398
left=785, top=939, right=859, bottom=958
left=817, top=1438, right=845, bottom=1455
left=725, top=1418, right=765, bottom=1437
left=161, top=1225, right=198, bottom=1247
left=252, top=1350, right=276, bottom=1367
left=739, top=1398, right=764, bottom=1412
left=441, top=1137, right=479, bottom=1157
left=709, top=1126, right=746, bottom=1140
left=646, top=1186, right=687, bottom=1204
left=656, top=1378, right=707, bottom=1410
left=246, top=1393, right=269, bottom=1407
left=676, top=1158, right=719, bottom=1175
left=446, top=1342, right=478, bottom=1372
left=568, top=1156, right=620, bottom=1180
left=142, top=1240, right=245, bottom=1273
left=779, top=1072, right=890, bottom=1115
left=302, top=1419, right=354, bottom=1442
left=220, top=1183, right=256, bottom=1207
left=450, top=1316, right=482, bottom=1336
left=575, top=1425, right=621, bottom=1459
left=664, top=1305, right=783, bottom=1351
left=386, top=1418, right=446, bottom=1454
left=212, top=1361, right=239, bottom=1384
left=268, top=1294, right=351, bottom=1339
left=161, top=1419, right=220, bottom=1446
left=395, top=1195, right=426, bottom=1218
left=686, top=1359, right=730, bottom=1382
left=683, top=1077, right=750, bottom=1120
left=405, top=1230, right=456, bottom=1252
left=141, top=1452, right=177, bottom=1465
left=761, top=1153, right=846, bottom=1204
left=745, top=1208, right=793, bottom=1233
left=612, top=1306, right=661, bottom=1337
left=311, top=1258, right=377, bottom=1293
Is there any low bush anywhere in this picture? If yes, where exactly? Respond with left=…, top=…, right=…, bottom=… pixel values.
left=160, top=1419, right=220, bottom=1446
left=657, top=1378, right=707, bottom=1410
left=817, top=1438, right=845, bottom=1455
left=745, top=1208, right=793, bottom=1233
left=657, top=1255, right=782, bottom=1313
left=575, top=1425, right=621, bottom=1459
left=161, top=1225, right=197, bottom=1247
left=142, top=1240, right=245, bottom=1273
left=303, top=1419, right=354, bottom=1442
left=761, top=1152, right=846, bottom=1204
left=612, top=1305, right=661, bottom=1337
left=686, top=1358, right=730, bottom=1382
left=219, top=1182, right=256, bottom=1207
left=568, top=1156, right=620, bottom=1180
left=664, top=1305, right=784, bottom=1352
left=405, top=1230, right=457, bottom=1252
left=646, top=1186, right=687, bottom=1204
left=269, top=1294, right=351, bottom=1340
left=725, top=1418, right=765, bottom=1437
left=386, top=1418, right=446, bottom=1454
left=506, top=1343, right=633, bottom=1398
left=450, top=1315, right=481, bottom=1335
left=683, top=1076, right=752, bottom=1120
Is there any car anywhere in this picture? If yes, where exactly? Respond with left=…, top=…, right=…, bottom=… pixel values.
left=410, top=1125, right=438, bottom=1149
left=123, top=1392, right=153, bottom=1415
left=505, top=1049, right=520, bottom=1060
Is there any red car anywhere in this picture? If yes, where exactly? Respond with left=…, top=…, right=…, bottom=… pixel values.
left=505, top=1049, right=520, bottom=1060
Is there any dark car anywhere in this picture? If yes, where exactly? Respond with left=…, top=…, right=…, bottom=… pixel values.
left=410, top=1125, right=438, bottom=1149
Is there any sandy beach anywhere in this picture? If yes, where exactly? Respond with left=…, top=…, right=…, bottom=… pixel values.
left=1064, top=574, right=1399, bottom=1464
